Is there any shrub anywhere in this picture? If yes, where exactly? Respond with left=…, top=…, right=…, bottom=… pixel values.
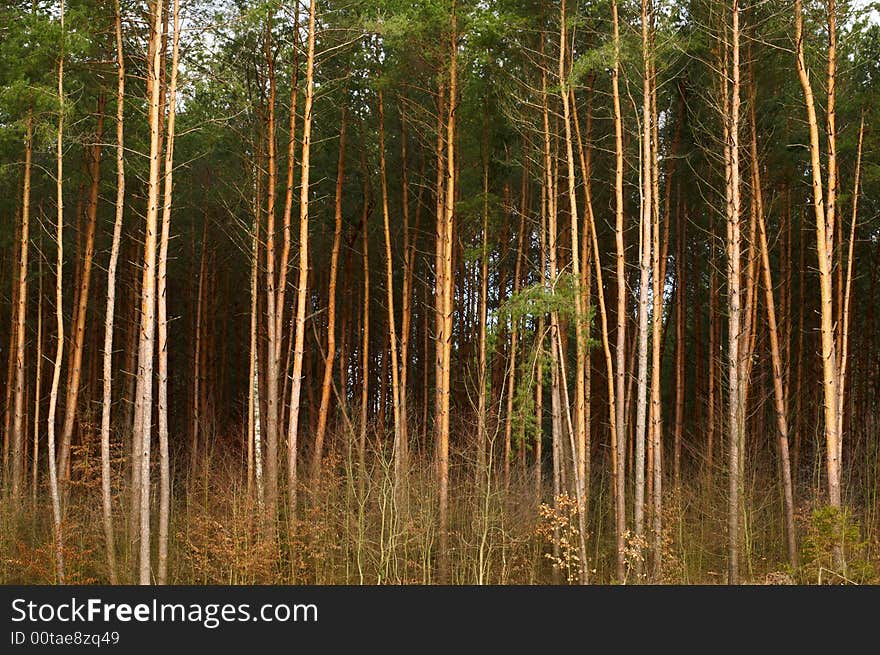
left=800, top=505, right=875, bottom=584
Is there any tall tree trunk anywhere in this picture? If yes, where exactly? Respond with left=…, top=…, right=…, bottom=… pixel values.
left=477, top=121, right=489, bottom=489
left=437, top=5, right=457, bottom=583
left=156, top=0, right=180, bottom=584
left=263, top=20, right=280, bottom=524
left=376, top=90, right=405, bottom=489
left=135, top=0, right=166, bottom=584
left=32, top=232, right=43, bottom=504
left=540, top=22, right=563, bottom=527
left=3, top=261, right=17, bottom=486
left=726, top=0, right=744, bottom=584
left=276, top=6, right=299, bottom=439
left=633, top=0, right=654, bottom=570
left=674, top=197, right=685, bottom=489
left=611, top=0, right=627, bottom=582
left=558, top=0, right=588, bottom=583
left=398, top=111, right=416, bottom=466
left=750, top=94, right=797, bottom=568
left=190, top=216, right=207, bottom=478
left=571, top=84, right=598, bottom=515
left=58, top=99, right=105, bottom=487
left=434, top=81, right=446, bottom=475
left=10, top=112, right=32, bottom=498
left=99, top=0, right=126, bottom=583
left=248, top=159, right=263, bottom=508
left=504, top=160, right=528, bottom=486
left=349, top=225, right=368, bottom=581
left=313, top=106, right=346, bottom=480
left=707, top=230, right=717, bottom=482
left=286, top=0, right=317, bottom=534
left=837, top=114, right=863, bottom=475
left=794, top=0, right=842, bottom=521
left=650, top=84, right=678, bottom=579
left=359, top=171, right=371, bottom=482
left=47, top=0, right=67, bottom=582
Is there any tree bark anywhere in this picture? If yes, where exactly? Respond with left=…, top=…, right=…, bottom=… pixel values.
left=286, top=0, right=317, bottom=535
left=633, top=0, right=654, bottom=570
left=359, top=168, right=371, bottom=483
left=10, top=112, right=32, bottom=498
left=477, top=119, right=489, bottom=489
left=376, top=90, right=405, bottom=489
left=794, top=0, right=842, bottom=517
left=32, top=232, right=43, bottom=504
left=313, top=106, right=346, bottom=480
left=58, top=99, right=105, bottom=487
left=47, top=0, right=68, bottom=582
left=437, top=5, right=457, bottom=583
left=263, top=19, right=280, bottom=524
left=750, top=94, right=797, bottom=567
left=837, top=114, right=863, bottom=475
left=135, top=0, right=166, bottom=584
left=557, top=0, right=588, bottom=583
left=156, top=0, right=180, bottom=584
left=98, top=0, right=126, bottom=583
left=726, top=0, right=744, bottom=584
left=611, top=0, right=627, bottom=582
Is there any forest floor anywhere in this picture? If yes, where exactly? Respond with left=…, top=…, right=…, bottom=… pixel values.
left=2, top=436, right=879, bottom=585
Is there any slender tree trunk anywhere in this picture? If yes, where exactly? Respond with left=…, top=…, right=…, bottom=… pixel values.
left=190, top=216, right=207, bottom=479
left=650, top=85, right=678, bottom=579
left=10, top=112, right=32, bottom=498
left=3, top=261, right=17, bottom=486
left=434, top=81, right=446, bottom=477
left=286, top=0, right=317, bottom=533
left=376, top=90, right=405, bottom=489
left=47, top=0, right=67, bottom=582
left=263, top=21, right=280, bottom=524
left=792, top=206, right=805, bottom=477
left=135, top=0, right=166, bottom=584
left=58, top=100, right=105, bottom=487
left=477, top=121, right=489, bottom=489
left=437, top=5, right=457, bottom=583
left=571, top=84, right=598, bottom=516
left=837, top=114, right=863, bottom=476
left=553, top=308, right=588, bottom=584
left=313, top=106, right=346, bottom=480
left=156, top=0, right=180, bottom=584
left=674, top=198, right=685, bottom=489
left=504, top=160, right=528, bottom=486
left=248, top=160, right=263, bottom=508
left=378, top=336, right=388, bottom=431
left=750, top=96, right=797, bottom=567
left=535, top=145, right=549, bottom=507
left=359, top=173, right=371, bottom=482
left=535, top=312, right=544, bottom=500
left=558, top=1, right=588, bottom=584
left=726, top=0, right=744, bottom=584
left=358, top=170, right=371, bottom=482
left=99, top=0, right=125, bottom=583
left=611, top=0, right=627, bottom=582
left=708, top=232, right=717, bottom=482
left=632, top=0, right=654, bottom=570
left=794, top=0, right=841, bottom=518
left=398, top=112, right=416, bottom=467
left=276, top=6, right=299, bottom=435
left=540, top=23, right=563, bottom=521
left=32, top=232, right=43, bottom=504
left=126, top=255, right=140, bottom=519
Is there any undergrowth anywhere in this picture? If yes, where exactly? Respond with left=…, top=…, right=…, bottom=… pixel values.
left=1, top=426, right=878, bottom=585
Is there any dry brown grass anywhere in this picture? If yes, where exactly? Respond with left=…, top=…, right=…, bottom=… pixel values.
left=2, top=422, right=879, bottom=585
